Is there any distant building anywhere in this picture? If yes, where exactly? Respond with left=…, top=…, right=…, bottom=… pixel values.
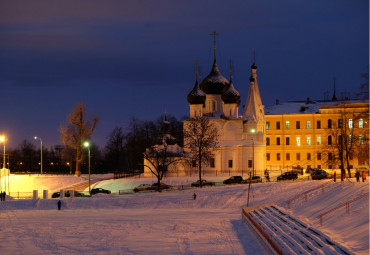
left=144, top=45, right=369, bottom=177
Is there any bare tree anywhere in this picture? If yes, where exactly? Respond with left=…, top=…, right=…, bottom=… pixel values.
left=60, top=103, right=98, bottom=176
left=183, top=116, right=219, bottom=187
left=323, top=106, right=368, bottom=180
left=143, top=135, right=184, bottom=191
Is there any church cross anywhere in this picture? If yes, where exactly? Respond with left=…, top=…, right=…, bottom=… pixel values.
left=252, top=51, right=256, bottom=64
left=210, top=31, right=219, bottom=60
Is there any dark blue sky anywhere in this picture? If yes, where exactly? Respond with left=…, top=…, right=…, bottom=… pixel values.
left=0, top=0, right=368, bottom=149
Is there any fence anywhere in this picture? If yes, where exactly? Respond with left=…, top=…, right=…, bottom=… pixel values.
left=317, top=192, right=369, bottom=226
left=285, top=180, right=332, bottom=209
left=9, top=192, right=33, bottom=200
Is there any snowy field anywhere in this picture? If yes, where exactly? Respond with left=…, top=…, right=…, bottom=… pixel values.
left=0, top=175, right=368, bottom=254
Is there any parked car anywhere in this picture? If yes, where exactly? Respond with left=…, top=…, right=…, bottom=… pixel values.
left=148, top=182, right=173, bottom=191
left=223, top=176, right=244, bottom=184
left=311, top=170, right=332, bottom=180
left=305, top=167, right=318, bottom=174
left=133, top=184, right=152, bottom=192
left=51, top=190, right=85, bottom=198
left=191, top=179, right=215, bottom=187
left=277, top=171, right=298, bottom=181
left=91, top=188, right=111, bottom=195
left=244, top=176, right=263, bottom=183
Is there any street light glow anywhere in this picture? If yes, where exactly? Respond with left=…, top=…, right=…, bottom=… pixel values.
left=0, top=136, right=5, bottom=142
left=251, top=129, right=256, bottom=133
left=84, top=141, right=90, bottom=147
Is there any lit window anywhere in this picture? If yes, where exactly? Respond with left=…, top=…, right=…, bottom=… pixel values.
left=306, top=136, right=311, bottom=145
left=296, top=137, right=301, bottom=146
left=359, top=135, right=364, bottom=145
left=306, top=121, right=311, bottom=129
left=266, top=122, right=270, bottom=130
left=348, top=119, right=353, bottom=129
left=285, top=121, right=290, bottom=129
left=317, top=136, right=321, bottom=145
left=359, top=119, right=363, bottom=128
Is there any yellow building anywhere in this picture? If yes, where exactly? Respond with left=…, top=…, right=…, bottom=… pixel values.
left=265, top=101, right=369, bottom=172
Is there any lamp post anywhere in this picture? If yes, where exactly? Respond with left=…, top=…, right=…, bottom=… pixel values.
left=84, top=141, right=91, bottom=195
left=34, top=137, right=43, bottom=174
left=0, top=136, right=6, bottom=169
left=251, top=129, right=255, bottom=177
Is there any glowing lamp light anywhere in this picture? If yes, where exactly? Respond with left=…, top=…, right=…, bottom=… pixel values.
left=84, top=141, right=90, bottom=147
left=0, top=136, right=5, bottom=142
left=251, top=129, right=256, bottom=133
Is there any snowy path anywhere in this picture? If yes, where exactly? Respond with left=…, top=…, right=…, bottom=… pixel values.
left=0, top=208, right=268, bottom=255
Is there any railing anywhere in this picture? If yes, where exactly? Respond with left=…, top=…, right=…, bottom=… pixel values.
left=317, top=192, right=369, bottom=226
left=8, top=192, right=33, bottom=200
left=285, top=180, right=332, bottom=209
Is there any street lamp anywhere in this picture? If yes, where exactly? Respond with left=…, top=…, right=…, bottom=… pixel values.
left=84, top=141, right=91, bottom=195
left=0, top=136, right=6, bottom=169
left=251, top=129, right=255, bottom=177
left=34, top=136, right=43, bottom=174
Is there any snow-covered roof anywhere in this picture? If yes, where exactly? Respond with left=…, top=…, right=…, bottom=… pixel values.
left=265, top=100, right=366, bottom=115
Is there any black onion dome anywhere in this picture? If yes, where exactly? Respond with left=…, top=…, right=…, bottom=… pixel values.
left=187, top=79, right=206, bottom=104
left=251, top=63, right=257, bottom=69
left=222, top=79, right=241, bottom=105
left=199, top=61, right=229, bottom=94
left=249, top=76, right=255, bottom=82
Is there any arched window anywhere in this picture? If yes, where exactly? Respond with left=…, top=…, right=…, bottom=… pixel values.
left=338, top=119, right=343, bottom=128
left=359, top=135, right=364, bottom=145
left=328, top=135, right=332, bottom=145
left=348, top=119, right=353, bottom=129
left=359, top=119, right=364, bottom=128
left=328, top=119, right=332, bottom=129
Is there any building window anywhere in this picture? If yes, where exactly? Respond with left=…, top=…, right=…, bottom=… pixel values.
left=307, top=153, right=311, bottom=160
left=296, top=153, right=301, bottom=160
left=286, top=137, right=290, bottom=145
left=359, top=135, right=364, bottom=145
left=359, top=118, right=363, bottom=128
left=296, top=121, right=300, bottom=129
left=277, top=153, right=281, bottom=161
left=306, top=121, right=311, bottom=129
left=328, top=153, right=333, bottom=160
left=285, top=121, right=290, bottom=129
left=349, top=135, right=352, bottom=145
left=328, top=135, right=332, bottom=145
left=286, top=153, right=290, bottom=161
left=276, top=121, right=280, bottom=130
left=338, top=119, right=343, bottom=128
left=248, top=160, right=252, bottom=168
left=266, top=122, right=270, bottom=130
left=328, top=119, right=332, bottom=129
left=348, top=119, right=353, bottom=129
left=210, top=158, right=215, bottom=168
left=317, top=120, right=321, bottom=129
left=306, top=136, right=311, bottom=145
left=266, top=137, right=270, bottom=146
left=328, top=165, right=333, bottom=169
left=296, top=137, right=301, bottom=146
left=266, top=153, right=270, bottom=161
left=317, top=152, right=321, bottom=160
left=228, top=160, right=233, bottom=168
left=318, top=165, right=321, bottom=169
left=192, top=160, right=196, bottom=167
left=317, top=136, right=321, bottom=145
left=276, top=137, right=281, bottom=145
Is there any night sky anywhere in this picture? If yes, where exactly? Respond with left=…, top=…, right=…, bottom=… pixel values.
left=0, top=0, right=368, bottom=149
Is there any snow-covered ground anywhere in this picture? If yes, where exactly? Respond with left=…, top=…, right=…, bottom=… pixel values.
left=0, top=175, right=368, bottom=254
